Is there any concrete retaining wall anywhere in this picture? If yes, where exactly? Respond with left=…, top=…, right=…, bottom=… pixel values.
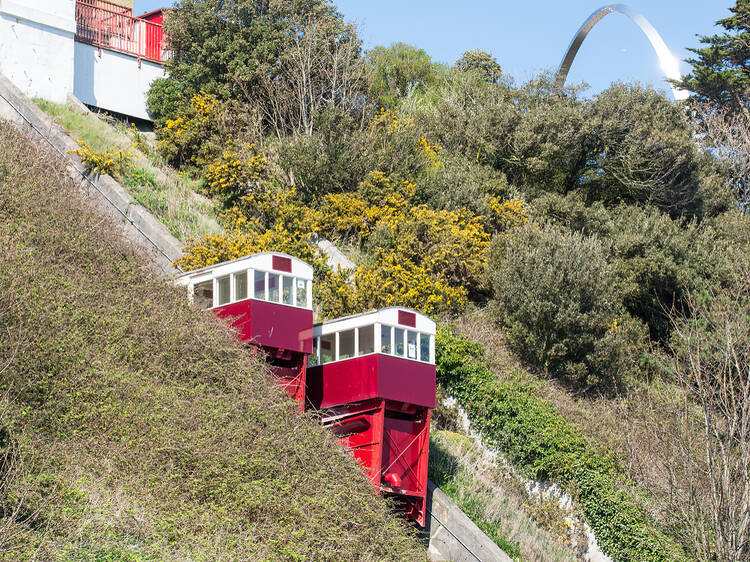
left=0, top=71, right=182, bottom=275
left=74, top=42, right=165, bottom=121
left=427, top=480, right=511, bottom=561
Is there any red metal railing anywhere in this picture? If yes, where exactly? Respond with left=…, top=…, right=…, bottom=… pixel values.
left=75, top=0, right=168, bottom=63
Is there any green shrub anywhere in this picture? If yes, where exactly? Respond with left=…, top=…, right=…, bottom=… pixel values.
left=533, top=193, right=734, bottom=342
left=436, top=328, right=686, bottom=561
left=146, top=77, right=185, bottom=125
left=488, top=224, right=645, bottom=389
left=277, top=107, right=365, bottom=202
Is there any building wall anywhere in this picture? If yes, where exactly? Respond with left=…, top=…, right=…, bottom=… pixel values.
left=112, top=0, right=134, bottom=10
left=73, top=42, right=165, bottom=121
left=0, top=0, right=76, bottom=103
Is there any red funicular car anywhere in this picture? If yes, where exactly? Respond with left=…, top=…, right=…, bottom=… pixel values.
left=307, top=308, right=436, bottom=526
left=177, top=252, right=314, bottom=406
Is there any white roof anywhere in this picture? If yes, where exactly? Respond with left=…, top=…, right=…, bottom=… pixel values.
left=313, top=307, right=436, bottom=336
left=176, top=252, right=313, bottom=286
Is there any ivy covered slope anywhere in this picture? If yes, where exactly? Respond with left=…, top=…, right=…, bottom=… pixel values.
left=0, top=125, right=423, bottom=560
left=436, top=329, right=686, bottom=561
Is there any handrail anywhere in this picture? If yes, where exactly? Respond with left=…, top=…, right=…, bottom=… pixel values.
left=74, top=0, right=168, bottom=63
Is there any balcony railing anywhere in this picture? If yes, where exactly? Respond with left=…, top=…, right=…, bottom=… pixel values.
left=75, top=0, right=169, bottom=63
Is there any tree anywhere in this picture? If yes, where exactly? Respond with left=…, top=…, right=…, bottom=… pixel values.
left=689, top=100, right=750, bottom=212
left=366, top=43, right=443, bottom=109
left=454, top=49, right=503, bottom=84
left=257, top=13, right=367, bottom=137
left=678, top=0, right=750, bottom=112
left=662, top=255, right=750, bottom=561
left=587, top=83, right=703, bottom=217
left=161, top=0, right=365, bottom=136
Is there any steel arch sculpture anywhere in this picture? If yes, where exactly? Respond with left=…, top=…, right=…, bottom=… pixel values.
left=554, top=4, right=688, bottom=100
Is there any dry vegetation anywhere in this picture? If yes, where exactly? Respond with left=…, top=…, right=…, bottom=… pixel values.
left=429, top=430, right=580, bottom=561
left=454, top=303, right=750, bottom=559
left=0, top=123, right=424, bottom=560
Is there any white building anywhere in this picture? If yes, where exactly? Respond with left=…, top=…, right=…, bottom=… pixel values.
left=0, top=0, right=167, bottom=120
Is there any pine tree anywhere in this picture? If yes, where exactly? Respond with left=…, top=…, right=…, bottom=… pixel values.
left=678, top=0, right=750, bottom=112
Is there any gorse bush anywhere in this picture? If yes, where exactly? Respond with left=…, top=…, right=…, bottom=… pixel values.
left=157, top=92, right=231, bottom=168
left=175, top=208, right=324, bottom=274
left=488, top=224, right=645, bottom=389
left=68, top=139, right=139, bottom=178
left=317, top=253, right=468, bottom=319
left=203, top=144, right=268, bottom=202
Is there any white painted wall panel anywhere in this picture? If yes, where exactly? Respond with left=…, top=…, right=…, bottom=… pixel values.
left=0, top=0, right=75, bottom=103
left=74, top=42, right=165, bottom=121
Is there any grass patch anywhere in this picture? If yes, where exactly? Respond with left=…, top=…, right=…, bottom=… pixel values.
left=33, top=99, right=221, bottom=242
left=429, top=430, right=579, bottom=562
left=0, top=123, right=423, bottom=560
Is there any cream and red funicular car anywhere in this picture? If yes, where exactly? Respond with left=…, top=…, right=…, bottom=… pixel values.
left=177, top=252, right=314, bottom=406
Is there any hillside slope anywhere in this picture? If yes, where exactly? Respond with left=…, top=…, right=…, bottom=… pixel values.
left=0, top=124, right=423, bottom=560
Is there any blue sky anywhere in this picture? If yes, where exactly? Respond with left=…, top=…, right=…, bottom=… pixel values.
left=134, top=0, right=734, bottom=99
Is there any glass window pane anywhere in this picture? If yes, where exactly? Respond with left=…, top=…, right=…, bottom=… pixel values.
left=193, top=280, right=213, bottom=310
left=381, top=325, right=392, bottom=354
left=282, top=275, right=293, bottom=305
left=234, top=271, right=247, bottom=301
left=296, top=278, right=308, bottom=308
left=420, top=333, right=431, bottom=363
left=407, top=330, right=418, bottom=360
left=320, top=334, right=336, bottom=364
left=254, top=270, right=265, bottom=300
left=394, top=327, right=405, bottom=357
left=309, top=338, right=319, bottom=367
left=339, top=330, right=355, bottom=360
left=268, top=273, right=280, bottom=302
left=358, top=325, right=374, bottom=355
left=217, top=276, right=230, bottom=306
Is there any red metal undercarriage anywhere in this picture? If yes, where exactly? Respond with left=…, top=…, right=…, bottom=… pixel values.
left=258, top=345, right=307, bottom=412
left=319, top=399, right=431, bottom=527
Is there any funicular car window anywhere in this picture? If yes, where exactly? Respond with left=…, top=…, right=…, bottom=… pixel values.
left=320, top=334, right=336, bottom=364
left=234, top=270, right=248, bottom=301
left=358, top=325, right=374, bottom=355
left=420, top=333, right=431, bottom=363
left=309, top=339, right=319, bottom=366
left=217, top=276, right=230, bottom=306
left=282, top=276, right=293, bottom=305
left=339, top=330, right=355, bottom=359
left=407, top=331, right=418, bottom=360
left=381, top=324, right=392, bottom=354
left=268, top=273, right=280, bottom=302
left=296, top=279, right=308, bottom=308
left=254, top=270, right=265, bottom=300
left=193, top=280, right=213, bottom=310
left=394, top=328, right=405, bottom=357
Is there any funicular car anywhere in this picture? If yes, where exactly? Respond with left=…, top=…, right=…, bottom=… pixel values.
left=177, top=252, right=314, bottom=407
left=306, top=308, right=436, bottom=526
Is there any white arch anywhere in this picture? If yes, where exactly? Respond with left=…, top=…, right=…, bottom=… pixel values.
left=555, top=4, right=688, bottom=101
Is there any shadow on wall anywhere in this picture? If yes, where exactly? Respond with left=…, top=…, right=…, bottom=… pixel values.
left=73, top=40, right=97, bottom=107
